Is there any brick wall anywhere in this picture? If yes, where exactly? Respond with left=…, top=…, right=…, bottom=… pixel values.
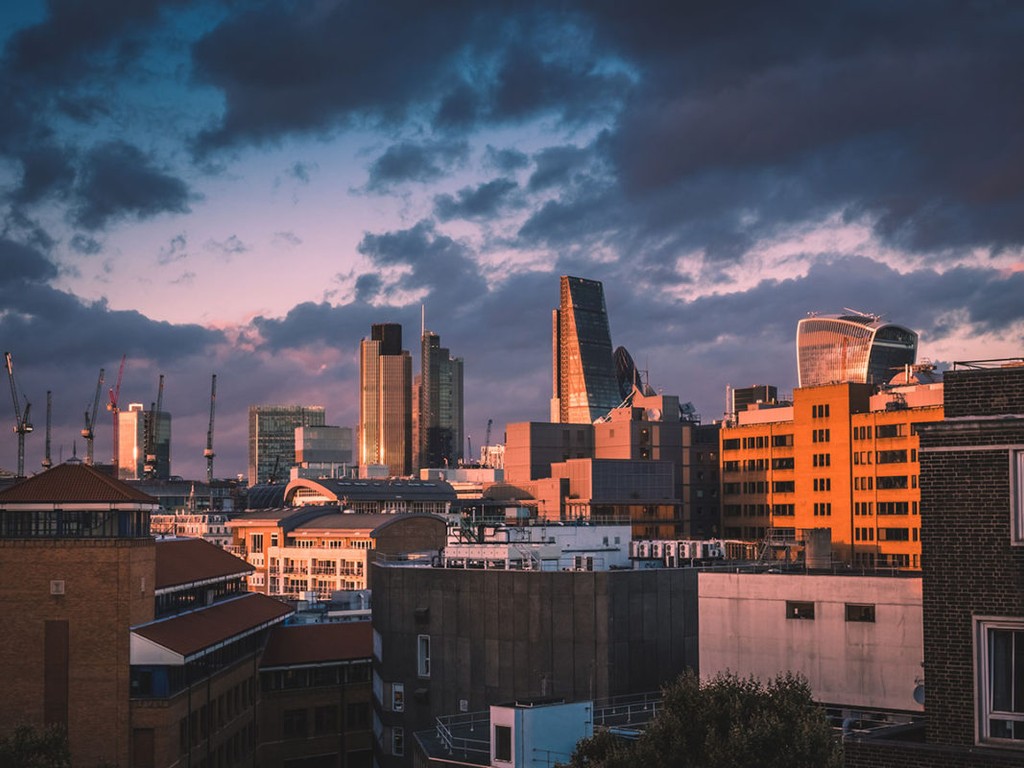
left=942, top=365, right=1024, bottom=417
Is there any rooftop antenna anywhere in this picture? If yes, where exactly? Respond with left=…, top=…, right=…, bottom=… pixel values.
left=42, top=390, right=52, bottom=470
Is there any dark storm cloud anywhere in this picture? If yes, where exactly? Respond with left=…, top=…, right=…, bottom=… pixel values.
left=71, top=141, right=193, bottom=230
left=365, top=141, right=469, bottom=190
left=6, top=0, right=179, bottom=85
left=12, top=143, right=76, bottom=204
left=69, top=234, right=102, bottom=255
left=434, top=178, right=517, bottom=221
left=357, top=221, right=488, bottom=315
left=483, top=146, right=529, bottom=173
left=0, top=238, right=59, bottom=283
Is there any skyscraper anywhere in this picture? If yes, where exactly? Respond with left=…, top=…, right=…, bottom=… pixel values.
left=797, top=312, right=919, bottom=388
left=551, top=275, right=620, bottom=423
left=359, top=323, right=412, bottom=477
left=248, top=405, right=326, bottom=485
left=116, top=403, right=171, bottom=480
left=418, top=321, right=464, bottom=469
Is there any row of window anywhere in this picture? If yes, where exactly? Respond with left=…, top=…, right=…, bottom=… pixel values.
left=786, top=601, right=876, bottom=622
left=813, top=478, right=831, bottom=492
left=722, top=434, right=794, bottom=451
left=811, top=404, right=831, bottom=418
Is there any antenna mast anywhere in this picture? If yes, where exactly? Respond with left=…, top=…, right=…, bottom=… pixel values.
left=204, top=374, right=217, bottom=484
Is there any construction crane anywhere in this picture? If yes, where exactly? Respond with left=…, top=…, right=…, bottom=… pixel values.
left=204, top=374, right=217, bottom=484
left=144, top=374, right=164, bottom=478
left=107, top=355, right=126, bottom=471
left=482, top=418, right=493, bottom=466
left=42, top=391, right=52, bottom=471
left=81, top=368, right=105, bottom=466
left=4, top=351, right=33, bottom=478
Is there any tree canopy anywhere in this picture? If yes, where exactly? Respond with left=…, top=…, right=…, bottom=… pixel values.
left=566, top=671, right=842, bottom=768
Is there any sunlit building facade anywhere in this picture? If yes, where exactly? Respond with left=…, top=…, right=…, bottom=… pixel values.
left=359, top=323, right=412, bottom=477
left=720, top=380, right=944, bottom=569
left=551, top=275, right=621, bottom=423
left=797, top=313, right=919, bottom=387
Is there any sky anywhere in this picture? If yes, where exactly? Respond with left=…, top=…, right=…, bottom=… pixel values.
left=1, top=1, right=1023, bottom=480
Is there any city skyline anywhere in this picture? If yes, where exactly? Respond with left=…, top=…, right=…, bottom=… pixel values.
left=2, top=3, right=1023, bottom=479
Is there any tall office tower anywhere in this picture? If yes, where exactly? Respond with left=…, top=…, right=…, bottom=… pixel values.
left=731, top=384, right=779, bottom=417
left=117, top=403, right=154, bottom=480
left=551, top=275, right=620, bottom=423
left=248, top=405, right=326, bottom=485
left=797, top=312, right=918, bottom=388
left=359, top=323, right=412, bottom=477
left=418, top=325, right=464, bottom=469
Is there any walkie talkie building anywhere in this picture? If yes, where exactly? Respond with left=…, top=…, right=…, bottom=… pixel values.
left=551, top=276, right=621, bottom=423
left=797, top=312, right=918, bottom=387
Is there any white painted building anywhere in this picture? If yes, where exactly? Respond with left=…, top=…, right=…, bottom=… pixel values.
left=698, top=572, right=923, bottom=712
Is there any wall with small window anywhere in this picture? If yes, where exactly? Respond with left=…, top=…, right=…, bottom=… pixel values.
left=698, top=572, right=922, bottom=712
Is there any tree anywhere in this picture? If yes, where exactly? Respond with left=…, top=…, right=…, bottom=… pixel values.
left=0, top=725, right=71, bottom=768
left=565, top=671, right=842, bottom=768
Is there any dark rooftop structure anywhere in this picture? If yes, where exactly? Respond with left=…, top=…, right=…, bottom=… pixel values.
left=154, top=537, right=253, bottom=592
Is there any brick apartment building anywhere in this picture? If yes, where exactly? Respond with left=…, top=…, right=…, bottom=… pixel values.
left=846, top=360, right=1024, bottom=766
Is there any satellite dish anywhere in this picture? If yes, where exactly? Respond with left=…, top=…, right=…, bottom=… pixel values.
left=912, top=684, right=925, bottom=705
left=646, top=408, right=662, bottom=422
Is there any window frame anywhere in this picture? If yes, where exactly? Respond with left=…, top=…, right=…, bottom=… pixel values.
left=494, top=724, right=513, bottom=763
left=785, top=600, right=815, bottom=620
left=845, top=603, right=876, bottom=623
left=1013, top=450, right=1024, bottom=546
left=975, top=616, right=1024, bottom=746
left=417, top=634, right=431, bottom=678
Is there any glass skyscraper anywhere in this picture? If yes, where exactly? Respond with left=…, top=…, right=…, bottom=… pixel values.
left=419, top=328, right=464, bottom=469
left=797, top=313, right=919, bottom=387
left=551, top=275, right=621, bottom=423
left=248, top=405, right=325, bottom=485
left=359, top=323, right=412, bottom=477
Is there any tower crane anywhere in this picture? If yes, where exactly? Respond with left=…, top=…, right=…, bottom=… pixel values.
left=204, top=374, right=217, bottom=484
left=144, top=374, right=164, bottom=477
left=107, top=355, right=126, bottom=472
left=82, top=368, right=105, bottom=466
left=483, top=418, right=493, bottom=466
left=4, top=351, right=33, bottom=478
left=42, top=390, right=52, bottom=471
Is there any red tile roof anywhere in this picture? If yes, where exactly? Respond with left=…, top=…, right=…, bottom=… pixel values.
left=260, top=622, right=373, bottom=668
left=0, top=463, right=157, bottom=504
left=133, top=593, right=292, bottom=659
left=155, top=537, right=253, bottom=591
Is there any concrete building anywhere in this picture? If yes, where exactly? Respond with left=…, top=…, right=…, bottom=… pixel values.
left=360, top=323, right=413, bottom=477
left=719, top=379, right=944, bottom=568
left=249, top=405, right=326, bottom=485
left=699, top=572, right=924, bottom=713
left=371, top=557, right=697, bottom=767
left=551, top=275, right=620, bottom=424
left=797, top=312, right=918, bottom=388
left=847, top=360, right=1024, bottom=767
left=418, top=324, right=464, bottom=471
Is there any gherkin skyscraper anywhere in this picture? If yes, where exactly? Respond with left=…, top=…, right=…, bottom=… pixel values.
left=550, top=275, right=620, bottom=423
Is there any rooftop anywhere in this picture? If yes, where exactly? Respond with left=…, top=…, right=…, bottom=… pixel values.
left=0, top=463, right=158, bottom=505
left=132, top=592, right=292, bottom=662
left=260, top=622, right=372, bottom=669
left=155, top=537, right=253, bottom=592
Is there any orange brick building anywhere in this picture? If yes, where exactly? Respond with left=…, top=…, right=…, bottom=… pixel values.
left=720, top=380, right=943, bottom=569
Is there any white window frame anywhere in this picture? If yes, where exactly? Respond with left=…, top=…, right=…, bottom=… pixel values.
left=975, top=616, right=1024, bottom=746
left=1012, top=449, right=1024, bottom=545
left=391, top=682, right=404, bottom=712
left=417, top=634, right=431, bottom=678
left=391, top=726, right=405, bottom=756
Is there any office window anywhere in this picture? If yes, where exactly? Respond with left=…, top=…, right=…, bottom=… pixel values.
left=772, top=434, right=794, bottom=447
left=392, top=727, right=405, bottom=756
left=976, top=619, right=1024, bottom=744
left=417, top=634, right=431, bottom=678
left=494, top=725, right=512, bottom=762
left=282, top=709, right=307, bottom=739
left=314, top=705, right=338, bottom=734
left=250, top=533, right=263, bottom=554
left=786, top=601, right=815, bottom=620
left=845, top=604, right=876, bottom=623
